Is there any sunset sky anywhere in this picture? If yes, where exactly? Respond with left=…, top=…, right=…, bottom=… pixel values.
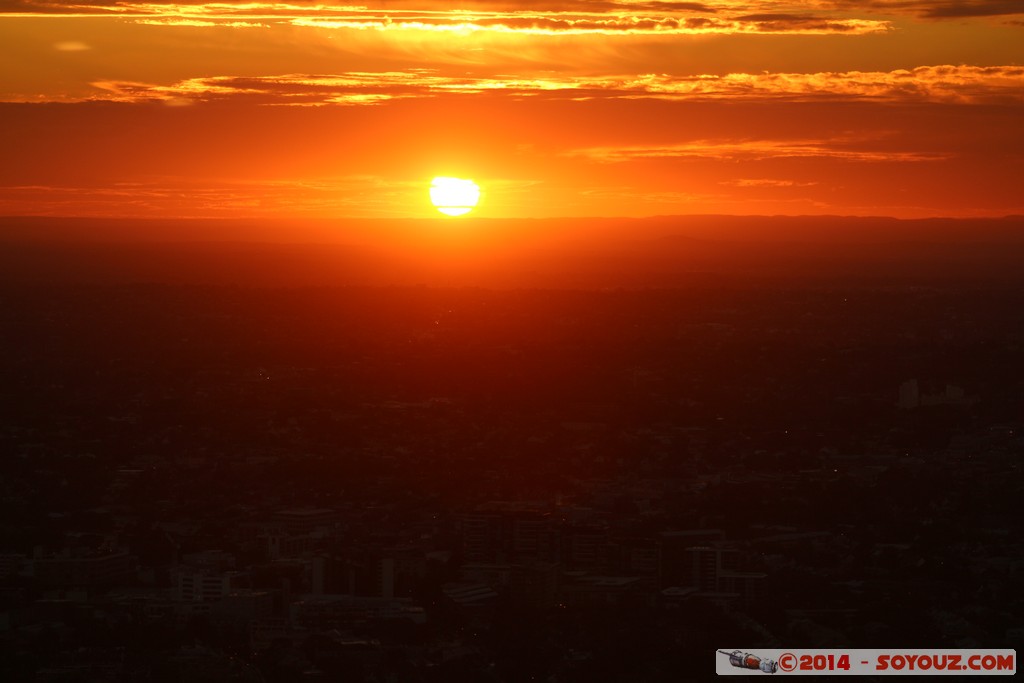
left=1, top=1, right=1022, bottom=219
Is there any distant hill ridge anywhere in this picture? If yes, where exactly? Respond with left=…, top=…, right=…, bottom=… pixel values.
left=1, top=215, right=1022, bottom=287
left=1, top=214, right=1023, bottom=247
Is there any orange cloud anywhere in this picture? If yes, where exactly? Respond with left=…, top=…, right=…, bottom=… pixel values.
left=0, top=1, right=893, bottom=35
left=0, top=176, right=427, bottom=218
left=571, top=139, right=949, bottom=163
left=725, top=178, right=819, bottom=187
left=288, top=14, right=888, bottom=35
left=823, top=1, right=1024, bottom=19
left=132, top=18, right=268, bottom=26
left=630, top=66, right=1024, bottom=103
left=6, top=0, right=1020, bottom=26
left=79, top=65, right=1024, bottom=106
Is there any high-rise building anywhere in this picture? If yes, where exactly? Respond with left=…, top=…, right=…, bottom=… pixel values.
left=176, top=569, right=244, bottom=602
left=461, top=502, right=556, bottom=564
left=898, top=379, right=920, bottom=409
left=658, top=529, right=724, bottom=587
left=683, top=546, right=737, bottom=592
left=272, top=508, right=340, bottom=536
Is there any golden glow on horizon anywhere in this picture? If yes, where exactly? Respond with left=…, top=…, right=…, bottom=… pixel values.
left=0, top=0, right=1021, bottom=219
left=430, top=177, right=481, bottom=217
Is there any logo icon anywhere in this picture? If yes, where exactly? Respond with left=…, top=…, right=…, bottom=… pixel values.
left=718, top=650, right=778, bottom=674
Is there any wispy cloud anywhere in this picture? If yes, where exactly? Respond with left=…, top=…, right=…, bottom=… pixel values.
left=80, top=65, right=1024, bottom=106
left=823, top=1, right=1024, bottom=19
left=132, top=18, right=268, bottom=27
left=571, top=139, right=950, bottom=163
left=0, top=1, right=893, bottom=35
left=724, top=178, right=819, bottom=187
left=287, top=14, right=888, bottom=36
left=0, top=176, right=427, bottom=218
left=7, top=1, right=1021, bottom=25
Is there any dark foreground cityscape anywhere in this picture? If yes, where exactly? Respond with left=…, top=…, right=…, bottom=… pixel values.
left=0, top=216, right=1021, bottom=681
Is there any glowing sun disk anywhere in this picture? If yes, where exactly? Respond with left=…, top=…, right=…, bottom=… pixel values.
left=430, top=176, right=480, bottom=216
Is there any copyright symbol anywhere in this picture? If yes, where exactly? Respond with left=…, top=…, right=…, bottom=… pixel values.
left=778, top=652, right=797, bottom=672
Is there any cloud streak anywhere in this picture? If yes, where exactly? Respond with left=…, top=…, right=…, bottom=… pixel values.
left=823, top=1, right=1024, bottom=19
left=80, top=66, right=1024, bottom=106
left=0, top=1, right=893, bottom=35
left=287, top=14, right=888, bottom=35
left=0, top=176, right=427, bottom=218
left=7, top=1, right=1020, bottom=28
left=571, top=139, right=950, bottom=163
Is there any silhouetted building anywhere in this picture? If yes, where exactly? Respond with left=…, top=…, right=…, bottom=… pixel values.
left=898, top=379, right=920, bottom=409
left=658, top=529, right=724, bottom=587
left=176, top=569, right=245, bottom=602
left=273, top=508, right=340, bottom=535
left=290, top=594, right=424, bottom=630
left=461, top=502, right=557, bottom=564
left=684, top=546, right=738, bottom=592
left=560, top=574, right=648, bottom=607
left=561, top=525, right=609, bottom=572
left=33, top=550, right=134, bottom=587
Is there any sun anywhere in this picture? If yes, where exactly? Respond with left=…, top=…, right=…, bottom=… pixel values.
left=430, top=176, right=481, bottom=216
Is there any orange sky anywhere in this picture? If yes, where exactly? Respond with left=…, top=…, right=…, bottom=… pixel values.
left=1, top=1, right=1022, bottom=219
